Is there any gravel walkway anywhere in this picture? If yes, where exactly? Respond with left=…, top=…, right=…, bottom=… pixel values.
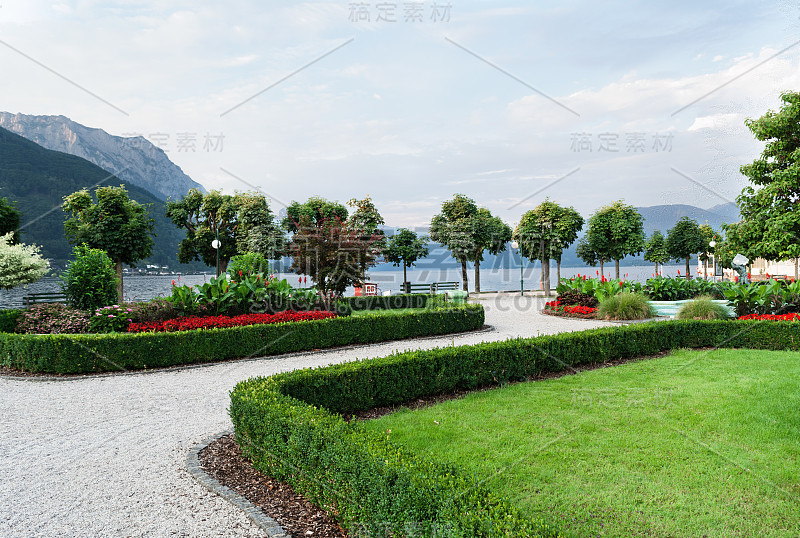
left=1, top=295, right=607, bottom=537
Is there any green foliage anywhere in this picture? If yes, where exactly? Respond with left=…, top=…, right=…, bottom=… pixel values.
left=676, top=296, right=731, bottom=320
left=14, top=303, right=90, bottom=334
left=89, top=304, right=135, bottom=333
left=63, top=184, right=156, bottom=301
left=339, top=294, right=429, bottom=311
left=582, top=200, right=646, bottom=277
left=597, top=291, right=656, bottom=320
left=643, top=230, right=669, bottom=269
left=0, top=309, right=22, bottom=333
left=721, top=279, right=799, bottom=317
left=0, top=232, right=50, bottom=290
left=167, top=189, right=284, bottom=273
left=514, top=200, right=583, bottom=264
left=0, top=305, right=485, bottom=374
left=556, top=289, right=598, bottom=307
left=0, top=196, right=21, bottom=244
left=644, top=276, right=731, bottom=301
left=556, top=276, right=642, bottom=301
left=228, top=252, right=270, bottom=278
left=383, top=228, right=429, bottom=281
left=229, top=319, right=800, bottom=536
left=284, top=197, right=383, bottom=297
left=666, top=216, right=706, bottom=276
left=736, top=91, right=800, bottom=262
left=61, top=244, right=118, bottom=311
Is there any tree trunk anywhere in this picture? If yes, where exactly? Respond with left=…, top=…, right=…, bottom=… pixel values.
left=543, top=257, right=551, bottom=297
left=556, top=260, right=561, bottom=284
left=474, top=259, right=481, bottom=293
left=685, top=257, right=690, bottom=279
left=403, top=262, right=408, bottom=287
left=795, top=258, right=798, bottom=280
left=461, top=260, right=468, bottom=291
left=599, top=260, right=604, bottom=278
left=615, top=259, right=620, bottom=280
left=654, top=262, right=658, bottom=275
left=115, top=261, right=124, bottom=303
left=703, top=258, right=708, bottom=280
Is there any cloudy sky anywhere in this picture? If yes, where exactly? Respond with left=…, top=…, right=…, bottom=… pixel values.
left=1, top=1, right=799, bottom=228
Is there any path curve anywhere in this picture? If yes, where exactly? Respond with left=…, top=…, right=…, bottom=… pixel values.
left=0, top=295, right=607, bottom=537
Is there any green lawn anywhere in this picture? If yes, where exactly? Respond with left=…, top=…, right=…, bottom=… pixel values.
left=365, top=349, right=800, bottom=537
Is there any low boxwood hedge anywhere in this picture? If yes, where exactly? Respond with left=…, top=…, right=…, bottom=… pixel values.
left=0, top=305, right=484, bottom=374
left=0, top=309, right=22, bottom=333
left=230, top=319, right=800, bottom=537
left=339, top=294, right=430, bottom=311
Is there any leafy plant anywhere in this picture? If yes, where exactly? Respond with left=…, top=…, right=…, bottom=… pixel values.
left=61, top=244, right=118, bottom=311
left=556, top=289, right=598, bottom=308
left=228, top=252, right=270, bottom=278
left=676, top=296, right=730, bottom=320
left=0, top=232, right=49, bottom=290
left=89, top=304, right=135, bottom=333
left=15, top=303, right=90, bottom=334
left=597, top=292, right=656, bottom=320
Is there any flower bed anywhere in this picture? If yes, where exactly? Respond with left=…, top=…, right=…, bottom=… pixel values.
left=738, top=313, right=800, bottom=321
left=543, top=299, right=598, bottom=319
left=128, top=310, right=336, bottom=333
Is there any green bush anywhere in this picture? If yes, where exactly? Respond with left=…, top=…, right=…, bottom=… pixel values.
left=228, top=252, right=270, bottom=278
left=676, top=296, right=730, bottom=320
left=61, top=244, right=118, bottom=311
left=89, top=304, right=136, bottom=333
left=0, top=304, right=485, bottom=374
left=230, top=319, right=800, bottom=536
left=14, top=303, right=90, bottom=334
left=597, top=291, right=656, bottom=320
left=0, top=309, right=22, bottom=333
left=339, top=294, right=429, bottom=311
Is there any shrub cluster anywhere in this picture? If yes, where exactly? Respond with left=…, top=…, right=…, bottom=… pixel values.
left=676, top=296, right=730, bottom=320
left=15, top=303, right=90, bottom=334
left=128, top=310, right=336, bottom=333
left=0, top=304, right=484, bottom=374
left=89, top=305, right=135, bottom=333
left=644, top=276, right=732, bottom=301
left=339, top=294, right=429, bottom=311
left=230, top=319, right=800, bottom=536
left=555, top=289, right=598, bottom=308
left=61, top=245, right=118, bottom=311
left=0, top=309, right=22, bottom=333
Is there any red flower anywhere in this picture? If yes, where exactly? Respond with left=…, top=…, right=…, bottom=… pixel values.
left=677, top=269, right=681, bottom=275
left=619, top=281, right=623, bottom=286
left=128, top=310, right=337, bottom=333
left=239, top=270, right=243, bottom=277
left=171, top=280, right=176, bottom=286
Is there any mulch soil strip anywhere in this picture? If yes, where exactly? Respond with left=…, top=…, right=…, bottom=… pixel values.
left=199, top=433, right=348, bottom=538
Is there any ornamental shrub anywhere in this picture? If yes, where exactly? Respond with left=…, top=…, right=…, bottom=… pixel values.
left=0, top=309, right=22, bottom=332
left=676, top=295, right=730, bottom=320
left=597, top=291, right=656, bottom=320
left=61, top=244, right=118, bottom=311
left=227, top=252, right=270, bottom=278
left=15, top=303, right=90, bottom=334
left=556, top=289, right=598, bottom=308
left=89, top=304, right=135, bottom=333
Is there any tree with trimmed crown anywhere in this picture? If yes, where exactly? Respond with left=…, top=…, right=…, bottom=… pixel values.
left=666, top=216, right=706, bottom=279
left=63, top=185, right=154, bottom=302
left=644, top=230, right=669, bottom=275
left=383, top=228, right=429, bottom=288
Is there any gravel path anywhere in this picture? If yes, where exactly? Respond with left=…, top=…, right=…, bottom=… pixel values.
left=1, top=295, right=608, bottom=537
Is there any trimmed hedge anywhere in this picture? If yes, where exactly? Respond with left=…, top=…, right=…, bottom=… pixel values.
left=230, top=319, right=800, bottom=536
left=0, top=309, right=22, bottom=333
left=0, top=305, right=484, bottom=374
left=339, top=294, right=429, bottom=311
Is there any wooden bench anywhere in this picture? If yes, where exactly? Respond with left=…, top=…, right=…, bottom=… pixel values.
left=401, top=282, right=460, bottom=294
left=23, top=292, right=68, bottom=307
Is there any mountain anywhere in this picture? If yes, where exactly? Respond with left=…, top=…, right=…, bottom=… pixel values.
left=636, top=203, right=740, bottom=235
left=0, top=126, right=203, bottom=270
left=0, top=112, right=204, bottom=201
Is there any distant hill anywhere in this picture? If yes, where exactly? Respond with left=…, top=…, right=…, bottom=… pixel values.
left=0, top=126, right=203, bottom=270
left=0, top=112, right=205, bottom=201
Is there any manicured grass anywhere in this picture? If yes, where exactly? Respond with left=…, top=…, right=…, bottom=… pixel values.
left=365, top=349, right=800, bottom=537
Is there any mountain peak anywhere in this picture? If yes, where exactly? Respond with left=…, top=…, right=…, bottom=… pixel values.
left=0, top=112, right=205, bottom=201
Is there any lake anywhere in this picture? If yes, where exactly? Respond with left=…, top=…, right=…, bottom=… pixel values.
left=0, top=263, right=698, bottom=309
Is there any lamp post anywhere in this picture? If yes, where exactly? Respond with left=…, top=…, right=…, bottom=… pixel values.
left=511, top=240, right=523, bottom=296
left=211, top=230, right=221, bottom=278
left=709, top=240, right=716, bottom=282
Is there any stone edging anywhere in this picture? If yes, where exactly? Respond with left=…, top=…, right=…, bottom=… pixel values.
left=0, top=324, right=496, bottom=382
left=186, top=430, right=289, bottom=538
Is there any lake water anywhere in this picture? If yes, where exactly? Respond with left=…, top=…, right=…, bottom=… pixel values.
left=0, top=263, right=697, bottom=309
